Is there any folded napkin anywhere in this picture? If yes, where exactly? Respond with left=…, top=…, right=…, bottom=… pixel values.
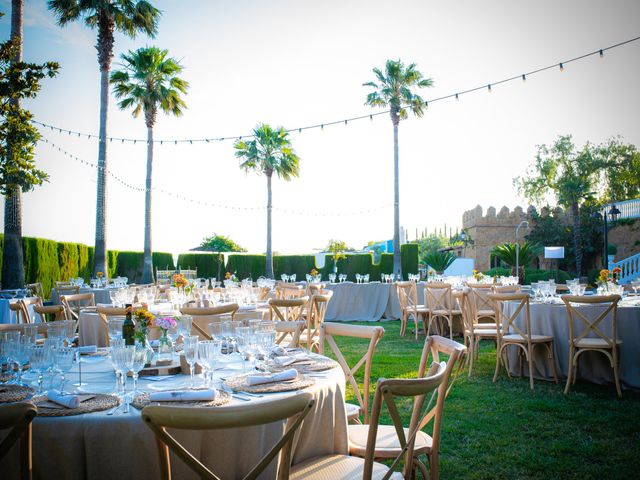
left=273, top=353, right=309, bottom=367
left=149, top=389, right=217, bottom=402
left=78, top=345, right=97, bottom=354
left=246, top=368, right=298, bottom=386
left=271, top=346, right=287, bottom=356
left=47, top=391, right=81, bottom=409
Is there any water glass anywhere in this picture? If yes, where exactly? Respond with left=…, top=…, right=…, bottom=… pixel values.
left=183, top=336, right=199, bottom=388
left=176, top=315, right=193, bottom=340
left=53, top=347, right=76, bottom=393
left=108, top=317, right=125, bottom=345
left=28, top=345, right=53, bottom=393
left=235, top=326, right=252, bottom=372
left=130, top=346, right=147, bottom=394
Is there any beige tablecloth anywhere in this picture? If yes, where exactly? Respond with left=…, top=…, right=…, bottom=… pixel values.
left=1, top=354, right=348, bottom=479
left=50, top=287, right=114, bottom=305
left=504, top=297, right=640, bottom=389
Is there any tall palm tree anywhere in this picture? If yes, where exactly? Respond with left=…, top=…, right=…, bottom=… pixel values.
left=110, top=47, right=188, bottom=283
left=234, top=124, right=300, bottom=278
left=364, top=59, right=433, bottom=279
left=48, top=0, right=160, bottom=277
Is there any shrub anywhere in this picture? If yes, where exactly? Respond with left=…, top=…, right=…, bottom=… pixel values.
left=274, top=255, right=318, bottom=279
left=401, top=243, right=419, bottom=277
left=423, top=250, right=455, bottom=273
left=226, top=254, right=265, bottom=280
left=177, top=253, right=222, bottom=279
left=484, top=267, right=571, bottom=285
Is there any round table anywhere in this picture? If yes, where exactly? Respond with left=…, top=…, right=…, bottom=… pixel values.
left=0, top=353, right=348, bottom=479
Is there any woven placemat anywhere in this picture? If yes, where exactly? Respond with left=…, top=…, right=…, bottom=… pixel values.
left=0, top=384, right=34, bottom=403
left=0, top=373, right=13, bottom=383
left=224, top=373, right=315, bottom=393
left=271, top=356, right=338, bottom=373
left=131, top=390, right=232, bottom=410
left=32, top=393, right=119, bottom=416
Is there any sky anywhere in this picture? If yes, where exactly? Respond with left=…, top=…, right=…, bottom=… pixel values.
left=1, top=0, right=639, bottom=255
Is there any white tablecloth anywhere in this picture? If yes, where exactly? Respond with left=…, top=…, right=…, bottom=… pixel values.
left=324, top=282, right=425, bottom=321
left=504, top=297, right=640, bottom=389
left=0, top=297, right=38, bottom=324
left=1, top=354, right=348, bottom=479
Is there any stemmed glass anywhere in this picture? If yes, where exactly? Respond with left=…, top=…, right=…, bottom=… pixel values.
left=176, top=315, right=193, bottom=341
left=28, top=345, right=53, bottom=394
left=197, top=340, right=221, bottom=387
left=9, top=338, right=30, bottom=385
left=109, top=338, right=125, bottom=393
left=631, top=279, right=640, bottom=295
left=183, top=336, right=199, bottom=388
left=235, top=326, right=252, bottom=373
left=130, top=347, right=147, bottom=395
left=108, top=318, right=125, bottom=345
left=112, top=345, right=135, bottom=396
left=53, top=347, right=76, bottom=394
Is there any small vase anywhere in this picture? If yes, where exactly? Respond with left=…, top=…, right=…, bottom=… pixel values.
left=136, top=336, right=154, bottom=368
left=157, top=332, right=173, bottom=365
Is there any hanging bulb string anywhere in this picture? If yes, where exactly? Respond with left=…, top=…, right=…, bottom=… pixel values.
left=31, top=34, right=640, bottom=145
left=41, top=137, right=392, bottom=217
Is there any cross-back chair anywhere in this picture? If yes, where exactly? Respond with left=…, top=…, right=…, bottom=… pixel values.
left=180, top=303, right=239, bottom=340
left=60, top=292, right=95, bottom=322
left=275, top=321, right=305, bottom=348
left=395, top=281, right=429, bottom=339
left=268, top=297, right=308, bottom=322
left=305, top=283, right=327, bottom=297
left=458, top=291, right=497, bottom=377
left=300, top=292, right=333, bottom=351
left=488, top=292, right=557, bottom=389
left=424, top=283, right=460, bottom=339
left=492, top=285, right=522, bottom=294
left=0, top=402, right=37, bottom=480
left=275, top=282, right=305, bottom=300
left=561, top=294, right=622, bottom=397
left=55, top=284, right=80, bottom=298
left=25, top=282, right=44, bottom=300
left=142, top=393, right=315, bottom=480
left=95, top=306, right=128, bottom=347
left=466, top=285, right=497, bottom=328
left=347, top=335, right=467, bottom=480
left=33, top=304, right=67, bottom=323
left=320, top=322, right=384, bottom=424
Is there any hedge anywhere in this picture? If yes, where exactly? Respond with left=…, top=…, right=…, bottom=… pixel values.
left=226, top=254, right=266, bottom=280
left=484, top=267, right=571, bottom=285
left=274, top=255, right=318, bottom=279
left=177, top=253, right=223, bottom=279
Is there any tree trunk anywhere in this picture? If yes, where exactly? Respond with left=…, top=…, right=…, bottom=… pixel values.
left=265, top=172, right=274, bottom=279
left=141, top=124, right=154, bottom=284
left=571, top=202, right=582, bottom=276
left=1, top=0, right=24, bottom=289
left=392, top=119, right=402, bottom=279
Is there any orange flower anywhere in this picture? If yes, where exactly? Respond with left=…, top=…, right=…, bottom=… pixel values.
left=225, top=272, right=232, bottom=280
left=613, top=267, right=622, bottom=274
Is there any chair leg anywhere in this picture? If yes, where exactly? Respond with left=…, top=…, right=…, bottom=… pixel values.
left=546, top=342, right=559, bottom=384
left=527, top=345, right=535, bottom=390
left=564, top=348, right=574, bottom=394
left=429, top=451, right=439, bottom=480
left=493, top=343, right=502, bottom=383
left=613, top=348, right=622, bottom=398
left=467, top=338, right=475, bottom=377
left=400, top=312, right=406, bottom=336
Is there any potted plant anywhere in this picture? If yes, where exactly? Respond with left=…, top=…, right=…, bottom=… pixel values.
left=491, top=241, right=543, bottom=284
left=424, top=251, right=456, bottom=275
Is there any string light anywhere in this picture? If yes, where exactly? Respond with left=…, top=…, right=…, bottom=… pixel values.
left=31, top=35, right=640, bottom=144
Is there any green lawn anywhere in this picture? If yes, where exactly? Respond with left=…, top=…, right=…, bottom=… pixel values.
left=325, top=320, right=640, bottom=479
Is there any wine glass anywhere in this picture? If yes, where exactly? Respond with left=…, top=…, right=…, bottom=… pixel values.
left=183, top=336, right=199, bottom=388
left=176, top=315, right=193, bottom=341
left=108, top=317, right=125, bottom=346
left=112, top=345, right=134, bottom=396
left=631, top=279, right=640, bottom=295
left=63, top=320, right=76, bottom=347
left=28, top=345, right=53, bottom=394
left=235, top=326, right=252, bottom=373
left=197, top=340, right=221, bottom=387
left=109, top=290, right=118, bottom=307
left=130, top=346, right=147, bottom=395
left=53, top=347, right=76, bottom=393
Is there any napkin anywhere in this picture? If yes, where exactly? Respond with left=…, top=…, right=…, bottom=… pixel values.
left=149, top=389, right=217, bottom=402
left=78, top=345, right=97, bottom=354
left=47, top=391, right=81, bottom=409
left=271, top=346, right=287, bottom=356
left=273, top=353, right=309, bottom=367
left=246, top=368, right=298, bottom=386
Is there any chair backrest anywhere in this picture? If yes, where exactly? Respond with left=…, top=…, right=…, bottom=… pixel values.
left=0, top=402, right=37, bottom=478
left=25, top=282, right=44, bottom=300
left=305, top=283, right=327, bottom=296
left=268, top=297, right=309, bottom=322
left=33, top=304, right=67, bottom=323
left=561, top=294, right=621, bottom=349
left=305, top=292, right=333, bottom=350
left=492, top=285, right=522, bottom=294
left=142, top=393, right=315, bottom=480
left=60, top=292, right=95, bottom=321
left=56, top=285, right=80, bottom=297
left=254, top=286, right=271, bottom=301
left=11, top=297, right=43, bottom=324
left=275, top=283, right=305, bottom=300
left=487, top=292, right=531, bottom=340
left=275, top=321, right=305, bottom=348
left=320, top=322, right=384, bottom=424
left=96, top=306, right=128, bottom=346
left=396, top=281, right=419, bottom=314
left=424, top=282, right=454, bottom=312
left=180, top=303, right=239, bottom=339
left=466, top=286, right=494, bottom=322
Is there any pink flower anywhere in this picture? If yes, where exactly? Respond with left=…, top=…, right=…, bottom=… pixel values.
left=156, top=316, right=177, bottom=331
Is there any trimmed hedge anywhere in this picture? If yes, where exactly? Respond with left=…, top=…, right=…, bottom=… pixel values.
left=115, top=251, right=175, bottom=283
left=177, top=253, right=223, bottom=279
left=274, top=255, right=318, bottom=279
left=484, top=267, right=571, bottom=285
left=401, top=243, right=419, bottom=276
left=226, top=255, right=266, bottom=280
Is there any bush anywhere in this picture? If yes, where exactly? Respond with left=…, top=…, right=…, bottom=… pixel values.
left=177, top=253, right=222, bottom=279
left=226, top=254, right=265, bottom=280
left=274, top=255, right=318, bottom=279
left=484, top=267, right=571, bottom=285
left=401, top=243, right=419, bottom=277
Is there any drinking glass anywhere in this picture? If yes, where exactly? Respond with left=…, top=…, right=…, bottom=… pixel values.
left=20, top=324, right=39, bottom=345
left=53, top=347, right=76, bottom=393
left=176, top=315, right=193, bottom=340
left=197, top=340, right=221, bottom=386
left=108, top=317, right=125, bottom=345
left=28, top=345, right=53, bottom=394
left=115, top=345, right=135, bottom=396
left=183, top=336, right=199, bottom=388
left=63, top=320, right=76, bottom=347
left=109, top=290, right=118, bottom=307
left=130, top=346, right=147, bottom=394
left=235, top=326, right=252, bottom=372
left=329, top=273, right=336, bottom=283
left=208, top=322, right=224, bottom=342
left=631, top=279, right=640, bottom=295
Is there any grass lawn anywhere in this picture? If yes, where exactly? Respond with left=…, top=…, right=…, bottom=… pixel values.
left=325, top=320, right=640, bottom=479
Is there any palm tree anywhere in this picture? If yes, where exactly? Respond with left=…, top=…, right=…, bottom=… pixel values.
left=491, top=241, right=543, bottom=282
left=110, top=47, right=188, bottom=283
left=234, top=124, right=300, bottom=278
left=48, top=0, right=160, bottom=277
left=364, top=59, right=433, bottom=279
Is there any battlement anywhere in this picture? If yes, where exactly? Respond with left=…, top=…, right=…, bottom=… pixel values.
left=462, top=205, right=538, bottom=229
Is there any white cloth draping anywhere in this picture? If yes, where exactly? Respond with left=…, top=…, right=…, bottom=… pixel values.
left=324, top=282, right=425, bottom=322
left=0, top=353, right=348, bottom=479
left=504, top=298, right=640, bottom=389
left=0, top=297, right=38, bottom=324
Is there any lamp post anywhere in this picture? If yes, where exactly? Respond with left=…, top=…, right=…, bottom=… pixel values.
left=515, top=220, right=530, bottom=278
left=603, top=204, right=621, bottom=268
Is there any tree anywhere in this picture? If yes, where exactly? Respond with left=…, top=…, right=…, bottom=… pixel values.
left=364, top=59, right=433, bottom=279
left=417, top=233, right=449, bottom=266
left=1, top=3, right=59, bottom=289
left=514, top=135, right=603, bottom=276
left=198, top=233, right=246, bottom=252
left=597, top=138, right=640, bottom=202
left=491, top=241, right=543, bottom=281
left=110, top=46, right=188, bottom=283
left=49, top=0, right=161, bottom=277
left=234, top=124, right=300, bottom=278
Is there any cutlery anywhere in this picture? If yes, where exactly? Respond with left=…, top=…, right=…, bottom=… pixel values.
left=106, top=403, right=121, bottom=415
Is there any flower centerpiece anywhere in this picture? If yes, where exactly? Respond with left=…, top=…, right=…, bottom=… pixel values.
left=155, top=316, right=177, bottom=364
left=472, top=269, right=485, bottom=282
left=133, top=304, right=155, bottom=343
left=598, top=267, right=622, bottom=292
left=310, top=268, right=321, bottom=283
left=173, top=273, right=189, bottom=291
left=224, top=271, right=239, bottom=287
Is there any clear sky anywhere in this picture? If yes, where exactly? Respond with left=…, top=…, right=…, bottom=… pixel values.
left=1, top=0, right=639, bottom=255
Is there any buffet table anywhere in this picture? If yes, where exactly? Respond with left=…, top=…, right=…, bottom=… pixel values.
left=504, top=296, right=640, bottom=389
left=1, top=354, right=348, bottom=479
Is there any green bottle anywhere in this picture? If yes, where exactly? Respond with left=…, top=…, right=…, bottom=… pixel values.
left=122, top=304, right=135, bottom=346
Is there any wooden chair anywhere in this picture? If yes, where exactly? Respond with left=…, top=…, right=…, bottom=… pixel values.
left=55, top=285, right=80, bottom=298
left=268, top=297, right=308, bottom=322
left=347, top=336, right=467, bottom=480
left=254, top=286, right=271, bottom=301
left=458, top=291, right=497, bottom=377
left=60, top=292, right=95, bottom=322
left=424, top=283, right=460, bottom=339
left=142, top=393, right=315, bottom=480
left=180, top=303, right=239, bottom=340
left=19, top=298, right=43, bottom=324
left=33, top=304, right=67, bottom=323
left=306, top=283, right=327, bottom=297
left=275, top=321, right=305, bottom=348
left=300, top=292, right=333, bottom=351
left=9, top=302, right=30, bottom=324
left=466, top=285, right=497, bottom=328
left=488, top=292, right=558, bottom=390
left=492, top=285, right=522, bottom=294
left=25, top=282, right=44, bottom=300
left=561, top=294, right=622, bottom=397
left=320, top=322, right=384, bottom=424
left=275, top=282, right=305, bottom=300
left=396, top=281, right=429, bottom=339
left=0, top=402, right=37, bottom=480
left=96, top=306, right=128, bottom=347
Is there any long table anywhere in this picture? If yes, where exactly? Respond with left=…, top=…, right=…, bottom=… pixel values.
left=1, top=353, right=348, bottom=479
